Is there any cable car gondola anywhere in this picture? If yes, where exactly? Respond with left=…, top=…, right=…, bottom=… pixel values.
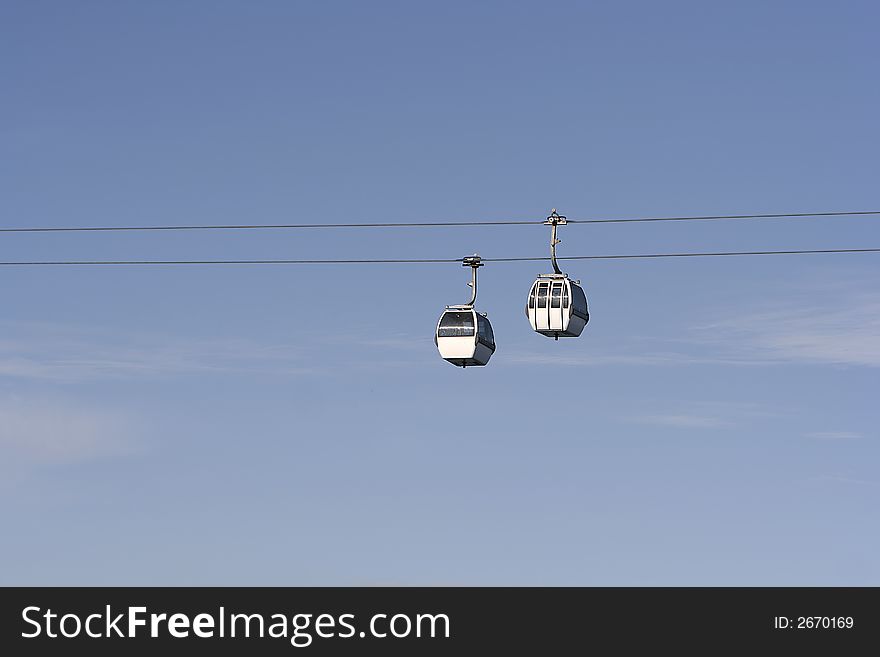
left=525, top=210, right=590, bottom=339
left=435, top=255, right=496, bottom=367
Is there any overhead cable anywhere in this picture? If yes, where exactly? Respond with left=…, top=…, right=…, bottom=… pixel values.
left=1, top=210, right=878, bottom=233
left=0, top=247, right=877, bottom=266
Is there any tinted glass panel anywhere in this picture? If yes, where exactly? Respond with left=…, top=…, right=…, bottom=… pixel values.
left=528, top=285, right=536, bottom=309
left=477, top=315, right=495, bottom=346
left=537, top=283, right=549, bottom=308
left=438, top=311, right=475, bottom=337
left=570, top=284, right=588, bottom=317
left=551, top=284, right=562, bottom=308
left=562, top=285, right=569, bottom=307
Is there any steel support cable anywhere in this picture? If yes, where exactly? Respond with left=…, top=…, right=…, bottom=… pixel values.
left=1, top=211, right=878, bottom=233
left=0, top=248, right=877, bottom=266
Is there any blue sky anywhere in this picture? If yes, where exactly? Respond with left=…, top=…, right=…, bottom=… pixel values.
left=1, top=1, right=878, bottom=585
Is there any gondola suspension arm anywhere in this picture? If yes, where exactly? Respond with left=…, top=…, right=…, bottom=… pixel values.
left=461, top=254, right=483, bottom=307
left=545, top=209, right=567, bottom=275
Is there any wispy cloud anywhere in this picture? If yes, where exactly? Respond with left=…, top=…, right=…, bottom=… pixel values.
left=634, top=414, right=732, bottom=428
left=3, top=284, right=877, bottom=381
left=627, top=401, right=781, bottom=430
left=0, top=321, right=454, bottom=383
left=804, top=431, right=864, bottom=440
left=692, top=293, right=880, bottom=367
left=0, top=322, right=316, bottom=382
left=502, top=349, right=766, bottom=367
left=0, top=396, right=137, bottom=464
left=506, top=288, right=880, bottom=370
left=320, top=332, right=431, bottom=352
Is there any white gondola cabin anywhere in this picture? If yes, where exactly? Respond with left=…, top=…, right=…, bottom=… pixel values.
left=435, top=255, right=496, bottom=367
left=525, top=209, right=590, bottom=339
left=525, top=274, right=589, bottom=338
left=435, top=307, right=496, bottom=367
